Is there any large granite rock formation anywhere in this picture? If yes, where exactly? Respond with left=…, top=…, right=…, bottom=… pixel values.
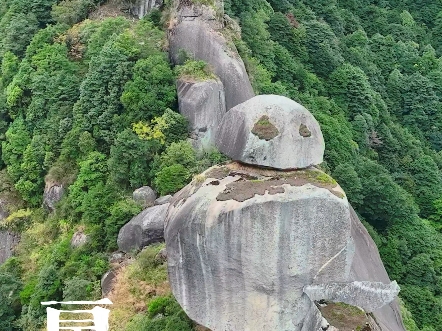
left=130, top=0, right=163, bottom=19
left=0, top=202, right=19, bottom=265
left=43, top=181, right=64, bottom=212
left=177, top=77, right=226, bottom=150
left=118, top=203, right=169, bottom=253
left=216, top=95, right=325, bottom=169
left=164, top=163, right=402, bottom=331
left=169, top=2, right=254, bottom=111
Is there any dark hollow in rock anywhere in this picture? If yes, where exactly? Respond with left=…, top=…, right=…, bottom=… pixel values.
left=299, top=123, right=312, bottom=137
left=251, top=115, right=279, bottom=141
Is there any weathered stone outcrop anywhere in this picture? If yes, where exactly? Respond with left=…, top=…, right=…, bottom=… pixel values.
left=177, top=78, right=226, bottom=150
left=155, top=195, right=172, bottom=206
left=165, top=163, right=400, bottom=331
left=0, top=230, right=19, bottom=265
left=0, top=203, right=19, bottom=265
left=118, top=203, right=169, bottom=253
left=130, top=0, right=163, bottom=19
left=216, top=95, right=325, bottom=169
left=304, top=281, right=400, bottom=313
left=133, top=186, right=156, bottom=208
left=43, top=181, right=64, bottom=212
left=169, top=3, right=254, bottom=111
left=71, top=231, right=89, bottom=248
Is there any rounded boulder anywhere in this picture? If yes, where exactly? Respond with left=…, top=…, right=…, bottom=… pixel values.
left=216, top=95, right=325, bottom=169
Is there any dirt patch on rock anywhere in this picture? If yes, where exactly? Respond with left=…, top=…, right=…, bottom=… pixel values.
left=299, top=123, right=312, bottom=137
left=251, top=115, right=279, bottom=140
left=319, top=302, right=370, bottom=331
left=215, top=164, right=344, bottom=202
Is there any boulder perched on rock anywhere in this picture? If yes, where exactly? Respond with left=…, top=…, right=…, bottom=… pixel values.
left=165, top=163, right=400, bottom=331
left=133, top=186, right=156, bottom=208
left=169, top=3, right=254, bottom=111
left=118, top=203, right=169, bottom=253
left=177, top=78, right=226, bottom=150
left=216, top=95, right=325, bottom=169
left=43, top=181, right=64, bottom=212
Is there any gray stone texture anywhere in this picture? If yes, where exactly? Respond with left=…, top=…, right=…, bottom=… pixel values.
left=130, top=0, right=163, bottom=19
left=165, top=166, right=351, bottom=331
left=177, top=78, right=226, bottom=151
left=101, top=269, right=117, bottom=296
left=304, top=281, right=400, bottom=313
left=169, top=4, right=254, bottom=111
left=164, top=165, right=403, bottom=331
left=118, top=203, right=169, bottom=253
left=154, top=195, right=173, bottom=206
left=133, top=186, right=156, bottom=208
left=43, top=182, right=64, bottom=212
left=216, top=95, right=325, bottom=169
left=0, top=231, right=19, bottom=265
left=71, top=231, right=89, bottom=248
left=0, top=202, right=19, bottom=265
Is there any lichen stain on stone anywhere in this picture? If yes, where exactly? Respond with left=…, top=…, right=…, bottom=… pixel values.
left=299, top=123, right=312, bottom=137
left=251, top=115, right=279, bottom=141
left=216, top=171, right=343, bottom=202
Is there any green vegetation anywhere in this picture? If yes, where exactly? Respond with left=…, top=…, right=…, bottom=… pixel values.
left=1, top=0, right=442, bottom=330
left=175, top=59, right=216, bottom=81
left=223, top=0, right=442, bottom=329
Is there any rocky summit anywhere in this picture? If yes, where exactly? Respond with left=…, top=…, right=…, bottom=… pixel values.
left=164, top=163, right=402, bottom=331
left=216, top=95, right=325, bottom=169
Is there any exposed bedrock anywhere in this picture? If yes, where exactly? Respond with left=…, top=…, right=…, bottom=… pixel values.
left=43, top=181, right=64, bottom=212
left=130, top=0, right=163, bottom=19
left=164, top=163, right=400, bottom=331
left=169, top=4, right=254, bottom=111
left=0, top=202, right=19, bottom=265
left=216, top=95, right=325, bottom=169
left=177, top=78, right=226, bottom=150
left=117, top=203, right=169, bottom=253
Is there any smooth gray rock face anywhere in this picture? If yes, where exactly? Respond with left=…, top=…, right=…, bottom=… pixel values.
left=43, top=182, right=64, bottom=212
left=165, top=165, right=402, bottom=331
left=169, top=5, right=254, bottom=111
left=130, top=0, right=163, bottom=19
left=165, top=166, right=353, bottom=331
left=0, top=231, right=19, bottom=265
left=101, top=269, right=117, bottom=296
left=0, top=203, right=19, bottom=265
left=304, top=281, right=400, bottom=313
left=154, top=195, right=173, bottom=206
left=133, top=186, right=156, bottom=208
left=216, top=95, right=325, bottom=169
left=118, top=203, right=169, bottom=253
left=177, top=78, right=226, bottom=151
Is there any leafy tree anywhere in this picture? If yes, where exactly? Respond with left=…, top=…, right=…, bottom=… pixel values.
left=120, top=55, right=176, bottom=124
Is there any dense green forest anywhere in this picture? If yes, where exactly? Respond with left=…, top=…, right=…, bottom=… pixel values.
left=1, top=0, right=442, bottom=330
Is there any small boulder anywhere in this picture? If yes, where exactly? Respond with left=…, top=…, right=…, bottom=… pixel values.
left=133, top=186, right=156, bottom=208
left=117, top=203, right=169, bottom=253
left=177, top=78, right=227, bottom=151
left=216, top=95, right=325, bottom=169
left=101, top=269, right=118, bottom=297
left=43, top=182, right=64, bottom=212
left=71, top=231, right=89, bottom=248
left=154, top=195, right=172, bottom=206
